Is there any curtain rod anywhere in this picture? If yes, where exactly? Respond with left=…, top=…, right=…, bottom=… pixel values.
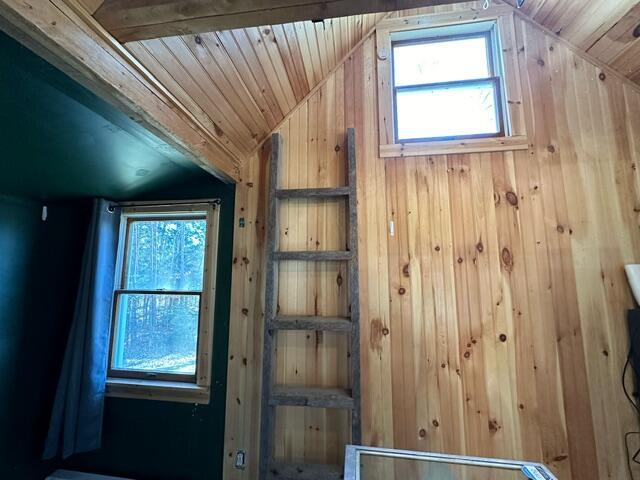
left=107, top=198, right=221, bottom=212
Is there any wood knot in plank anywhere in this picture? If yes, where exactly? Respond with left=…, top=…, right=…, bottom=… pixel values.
left=501, top=247, right=513, bottom=272
left=505, top=191, right=518, bottom=206
left=488, top=418, right=500, bottom=434
left=402, top=264, right=410, bottom=277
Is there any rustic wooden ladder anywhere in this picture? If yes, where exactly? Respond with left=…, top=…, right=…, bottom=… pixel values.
left=259, top=128, right=361, bottom=480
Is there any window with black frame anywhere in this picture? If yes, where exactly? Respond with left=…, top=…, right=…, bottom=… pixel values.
left=392, top=24, right=506, bottom=143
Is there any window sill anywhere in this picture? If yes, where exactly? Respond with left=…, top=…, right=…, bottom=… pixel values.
left=379, top=135, right=530, bottom=158
left=106, top=378, right=210, bottom=404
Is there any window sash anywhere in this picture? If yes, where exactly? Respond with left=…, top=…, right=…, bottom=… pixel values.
left=391, top=31, right=495, bottom=87
left=109, top=211, right=209, bottom=383
left=120, top=214, right=207, bottom=291
left=391, top=29, right=505, bottom=143
left=393, top=77, right=504, bottom=143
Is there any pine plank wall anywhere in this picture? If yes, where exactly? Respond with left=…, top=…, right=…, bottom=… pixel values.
left=223, top=3, right=640, bottom=479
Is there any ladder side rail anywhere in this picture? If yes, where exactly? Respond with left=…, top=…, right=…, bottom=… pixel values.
left=258, top=133, right=282, bottom=480
left=347, top=128, right=362, bottom=445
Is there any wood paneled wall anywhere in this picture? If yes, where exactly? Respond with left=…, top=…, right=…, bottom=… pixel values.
left=224, top=3, right=640, bottom=479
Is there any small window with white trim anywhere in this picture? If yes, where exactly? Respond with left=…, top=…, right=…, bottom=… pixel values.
left=106, top=202, right=219, bottom=403
left=376, top=8, right=529, bottom=158
left=392, top=22, right=505, bottom=142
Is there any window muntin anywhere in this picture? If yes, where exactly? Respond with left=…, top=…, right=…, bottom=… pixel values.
left=109, top=212, right=209, bottom=382
left=391, top=28, right=505, bottom=143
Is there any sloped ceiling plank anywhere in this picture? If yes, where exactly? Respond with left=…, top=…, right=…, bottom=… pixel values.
left=125, top=12, right=385, bottom=165
left=180, top=34, right=271, bottom=139
left=140, top=37, right=255, bottom=158
left=214, top=29, right=285, bottom=125
left=587, top=4, right=640, bottom=63
left=94, top=0, right=464, bottom=42
left=589, top=3, right=640, bottom=82
left=272, top=23, right=309, bottom=101
left=505, top=0, right=640, bottom=85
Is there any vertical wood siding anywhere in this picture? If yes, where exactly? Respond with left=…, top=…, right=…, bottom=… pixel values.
left=223, top=7, right=640, bottom=479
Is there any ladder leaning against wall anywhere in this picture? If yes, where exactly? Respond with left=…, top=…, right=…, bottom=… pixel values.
left=258, top=128, right=361, bottom=480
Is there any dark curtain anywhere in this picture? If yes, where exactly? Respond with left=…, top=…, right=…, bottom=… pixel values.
left=43, top=198, right=120, bottom=459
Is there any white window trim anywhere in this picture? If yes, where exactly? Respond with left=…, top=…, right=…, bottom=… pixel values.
left=376, top=6, right=529, bottom=158
left=105, top=200, right=220, bottom=404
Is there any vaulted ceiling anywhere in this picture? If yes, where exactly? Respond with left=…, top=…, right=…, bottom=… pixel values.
left=504, top=0, right=640, bottom=83
left=123, top=13, right=388, bottom=161
left=74, top=0, right=640, bottom=168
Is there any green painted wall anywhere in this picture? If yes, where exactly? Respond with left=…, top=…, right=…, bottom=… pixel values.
left=0, top=196, right=89, bottom=478
left=0, top=27, right=235, bottom=480
left=0, top=30, right=204, bottom=201
left=0, top=179, right=235, bottom=480
left=62, top=178, right=235, bottom=480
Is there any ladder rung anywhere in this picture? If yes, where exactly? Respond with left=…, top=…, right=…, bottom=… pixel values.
left=271, top=316, right=352, bottom=332
left=270, top=386, right=354, bottom=409
left=274, top=250, right=352, bottom=261
left=275, top=187, right=350, bottom=199
left=267, top=462, right=343, bottom=480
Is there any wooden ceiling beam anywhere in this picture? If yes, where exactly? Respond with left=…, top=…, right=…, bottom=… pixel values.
left=0, top=0, right=241, bottom=183
left=94, top=0, right=465, bottom=42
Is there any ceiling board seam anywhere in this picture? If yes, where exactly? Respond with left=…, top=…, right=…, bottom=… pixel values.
left=234, top=28, right=289, bottom=120
left=196, top=33, right=271, bottom=134
left=155, top=37, right=250, bottom=157
left=214, top=30, right=282, bottom=125
left=271, top=24, right=305, bottom=101
left=248, top=12, right=391, bottom=158
left=243, top=26, right=295, bottom=112
left=175, top=35, right=264, bottom=146
left=256, top=26, right=299, bottom=110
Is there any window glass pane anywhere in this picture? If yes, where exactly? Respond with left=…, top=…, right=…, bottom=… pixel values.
left=360, top=453, right=528, bottom=479
left=112, top=293, right=199, bottom=374
left=396, top=82, right=499, bottom=141
left=393, top=36, right=490, bottom=86
left=124, top=218, right=207, bottom=291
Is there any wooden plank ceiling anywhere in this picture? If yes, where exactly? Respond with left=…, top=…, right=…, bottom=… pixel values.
left=122, top=13, right=389, bottom=163
left=504, top=0, right=640, bottom=83
left=76, top=0, right=640, bottom=167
